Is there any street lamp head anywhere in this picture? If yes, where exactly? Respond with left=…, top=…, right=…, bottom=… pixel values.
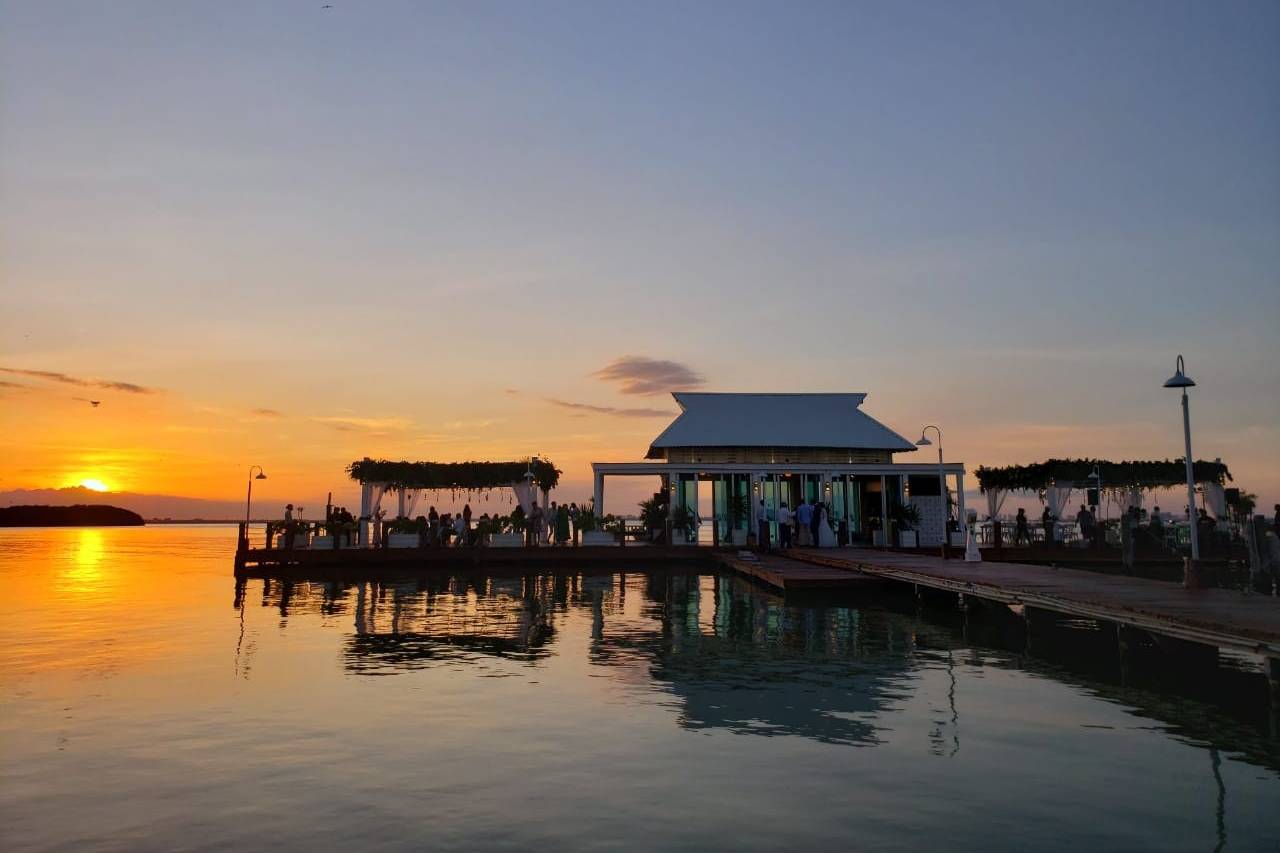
left=255, top=472, right=267, bottom=480
left=1163, top=354, right=1195, bottom=389
left=915, top=434, right=932, bottom=447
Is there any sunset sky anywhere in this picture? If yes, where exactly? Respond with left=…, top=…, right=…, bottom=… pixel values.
left=2, top=1, right=1277, bottom=513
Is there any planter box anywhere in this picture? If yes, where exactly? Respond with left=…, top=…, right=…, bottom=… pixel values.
left=898, top=531, right=919, bottom=548
left=720, top=528, right=748, bottom=546
left=387, top=533, right=421, bottom=549
left=311, top=535, right=336, bottom=550
left=488, top=533, right=525, bottom=548
left=949, top=531, right=966, bottom=547
left=581, top=531, right=619, bottom=547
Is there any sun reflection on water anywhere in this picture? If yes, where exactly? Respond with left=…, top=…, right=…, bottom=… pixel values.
left=61, top=528, right=106, bottom=594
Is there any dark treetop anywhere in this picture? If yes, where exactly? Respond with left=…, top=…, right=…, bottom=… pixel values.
left=347, top=458, right=561, bottom=492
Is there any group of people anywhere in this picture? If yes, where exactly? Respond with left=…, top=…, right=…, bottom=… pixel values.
left=757, top=497, right=838, bottom=549
left=516, top=500, right=582, bottom=545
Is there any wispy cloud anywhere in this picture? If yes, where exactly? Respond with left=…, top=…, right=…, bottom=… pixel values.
left=0, top=380, right=31, bottom=390
left=547, top=398, right=674, bottom=418
left=592, top=356, right=704, bottom=396
left=0, top=366, right=158, bottom=394
left=311, top=415, right=412, bottom=434
left=251, top=407, right=283, bottom=417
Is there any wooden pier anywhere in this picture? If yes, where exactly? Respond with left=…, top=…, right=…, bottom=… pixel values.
left=786, top=548, right=1280, bottom=660
left=715, top=552, right=881, bottom=592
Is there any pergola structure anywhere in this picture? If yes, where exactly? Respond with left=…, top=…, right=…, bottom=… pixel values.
left=348, top=457, right=561, bottom=545
left=591, top=393, right=966, bottom=546
left=974, top=457, right=1233, bottom=523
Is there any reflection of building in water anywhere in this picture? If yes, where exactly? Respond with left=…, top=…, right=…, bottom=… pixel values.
left=582, top=572, right=925, bottom=746
left=233, top=570, right=1280, bottom=768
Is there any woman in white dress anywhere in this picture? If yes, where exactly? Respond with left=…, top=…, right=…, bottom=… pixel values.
left=817, top=503, right=839, bottom=548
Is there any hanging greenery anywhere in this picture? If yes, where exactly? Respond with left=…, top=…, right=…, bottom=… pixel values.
left=347, top=457, right=561, bottom=491
left=974, top=458, right=1230, bottom=493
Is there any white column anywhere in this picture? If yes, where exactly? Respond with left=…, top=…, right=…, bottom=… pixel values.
left=593, top=471, right=604, bottom=516
left=956, top=471, right=967, bottom=525
left=879, top=474, right=888, bottom=546
left=358, top=483, right=372, bottom=547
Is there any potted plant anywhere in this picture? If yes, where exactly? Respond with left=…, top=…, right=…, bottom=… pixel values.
left=672, top=505, right=696, bottom=545
left=723, top=494, right=750, bottom=546
left=387, top=516, right=422, bottom=549
left=639, top=492, right=671, bottom=544
left=867, top=515, right=886, bottom=547
left=891, top=503, right=922, bottom=548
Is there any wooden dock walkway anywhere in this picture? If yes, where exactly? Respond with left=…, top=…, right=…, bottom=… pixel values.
left=716, top=552, right=879, bottom=592
left=787, top=548, right=1280, bottom=660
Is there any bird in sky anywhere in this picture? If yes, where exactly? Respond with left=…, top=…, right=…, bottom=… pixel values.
left=73, top=397, right=100, bottom=407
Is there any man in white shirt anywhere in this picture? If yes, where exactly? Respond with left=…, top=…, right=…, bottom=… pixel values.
left=776, top=502, right=793, bottom=549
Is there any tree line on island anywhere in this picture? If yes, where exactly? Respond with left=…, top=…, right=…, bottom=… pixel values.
left=0, top=505, right=145, bottom=527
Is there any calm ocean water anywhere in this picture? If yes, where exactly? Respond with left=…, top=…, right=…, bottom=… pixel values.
left=1, top=525, right=1277, bottom=852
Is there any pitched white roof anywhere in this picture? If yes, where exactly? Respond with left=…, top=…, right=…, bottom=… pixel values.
left=646, top=393, right=917, bottom=457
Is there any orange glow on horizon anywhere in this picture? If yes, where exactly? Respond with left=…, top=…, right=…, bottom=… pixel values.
left=78, top=478, right=110, bottom=492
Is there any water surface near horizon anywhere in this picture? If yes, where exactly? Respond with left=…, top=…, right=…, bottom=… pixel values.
left=1, top=525, right=1277, bottom=852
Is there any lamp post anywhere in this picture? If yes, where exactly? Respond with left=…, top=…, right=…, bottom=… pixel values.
left=245, top=465, right=267, bottom=524
left=916, top=425, right=948, bottom=559
left=1163, top=355, right=1200, bottom=570
left=1086, top=465, right=1102, bottom=550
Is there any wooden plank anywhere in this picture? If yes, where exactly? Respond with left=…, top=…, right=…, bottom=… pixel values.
left=788, top=548, right=1280, bottom=657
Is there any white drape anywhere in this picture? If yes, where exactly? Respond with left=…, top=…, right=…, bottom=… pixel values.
left=366, top=484, right=387, bottom=519
left=985, top=489, right=1007, bottom=520
left=1203, top=482, right=1227, bottom=527
left=405, top=488, right=422, bottom=518
left=1045, top=486, right=1072, bottom=519
left=510, top=480, right=534, bottom=515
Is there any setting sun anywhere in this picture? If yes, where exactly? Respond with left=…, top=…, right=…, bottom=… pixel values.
left=80, top=479, right=110, bottom=493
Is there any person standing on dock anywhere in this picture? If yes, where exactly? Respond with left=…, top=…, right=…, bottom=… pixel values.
left=777, top=502, right=794, bottom=549
left=1014, top=508, right=1030, bottom=546
left=795, top=499, right=813, bottom=547
left=1076, top=504, right=1095, bottom=547
left=1041, top=506, right=1055, bottom=547
left=555, top=503, right=570, bottom=545
left=756, top=499, right=770, bottom=551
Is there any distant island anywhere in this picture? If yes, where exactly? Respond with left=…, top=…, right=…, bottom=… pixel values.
left=0, top=504, right=145, bottom=527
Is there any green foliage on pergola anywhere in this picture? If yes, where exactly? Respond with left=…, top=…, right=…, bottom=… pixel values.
left=974, top=458, right=1230, bottom=493
left=347, top=457, right=561, bottom=492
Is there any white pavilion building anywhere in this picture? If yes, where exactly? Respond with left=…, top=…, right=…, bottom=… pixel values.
left=591, top=393, right=966, bottom=546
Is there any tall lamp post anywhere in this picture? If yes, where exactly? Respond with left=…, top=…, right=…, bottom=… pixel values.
left=245, top=465, right=267, bottom=524
left=1162, top=355, right=1199, bottom=568
left=916, top=425, right=948, bottom=559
